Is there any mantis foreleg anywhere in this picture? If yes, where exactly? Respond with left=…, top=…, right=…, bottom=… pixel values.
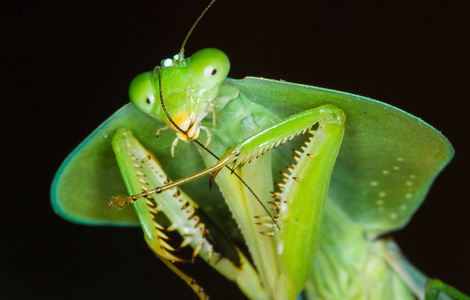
left=107, top=104, right=344, bottom=208
left=109, top=104, right=345, bottom=299
left=112, top=128, right=266, bottom=299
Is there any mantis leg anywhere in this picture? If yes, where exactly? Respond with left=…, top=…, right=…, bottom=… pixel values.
left=110, top=104, right=345, bottom=298
left=203, top=104, right=346, bottom=298
left=112, top=128, right=267, bottom=299
left=108, top=104, right=344, bottom=208
left=425, top=280, right=470, bottom=300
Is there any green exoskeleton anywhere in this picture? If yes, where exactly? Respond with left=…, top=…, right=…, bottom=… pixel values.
left=51, top=2, right=469, bottom=300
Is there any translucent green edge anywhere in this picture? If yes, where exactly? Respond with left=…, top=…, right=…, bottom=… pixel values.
left=51, top=103, right=224, bottom=226
left=51, top=105, right=141, bottom=225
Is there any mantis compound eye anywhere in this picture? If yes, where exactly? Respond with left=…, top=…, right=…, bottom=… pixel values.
left=188, top=48, right=230, bottom=89
left=129, top=72, right=156, bottom=115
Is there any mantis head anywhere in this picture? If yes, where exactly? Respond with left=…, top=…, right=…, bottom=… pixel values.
left=128, top=48, right=230, bottom=143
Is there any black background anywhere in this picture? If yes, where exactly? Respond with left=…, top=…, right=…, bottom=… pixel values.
left=2, top=0, right=469, bottom=299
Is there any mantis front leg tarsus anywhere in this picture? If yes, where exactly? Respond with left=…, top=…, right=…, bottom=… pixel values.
left=106, top=151, right=233, bottom=207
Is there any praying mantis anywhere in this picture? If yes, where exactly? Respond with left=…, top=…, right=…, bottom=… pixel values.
left=50, top=1, right=469, bottom=299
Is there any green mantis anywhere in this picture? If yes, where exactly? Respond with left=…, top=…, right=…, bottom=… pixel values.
left=51, top=1, right=469, bottom=299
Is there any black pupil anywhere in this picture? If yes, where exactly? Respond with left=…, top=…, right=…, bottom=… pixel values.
left=211, top=69, right=217, bottom=75
left=146, top=97, right=151, bottom=104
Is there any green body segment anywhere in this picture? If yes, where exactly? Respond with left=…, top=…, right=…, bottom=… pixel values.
left=306, top=200, right=417, bottom=299
left=306, top=200, right=465, bottom=300
left=425, top=280, right=470, bottom=300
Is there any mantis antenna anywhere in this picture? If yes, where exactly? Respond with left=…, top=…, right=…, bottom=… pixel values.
left=179, top=0, right=217, bottom=56
left=155, top=68, right=281, bottom=230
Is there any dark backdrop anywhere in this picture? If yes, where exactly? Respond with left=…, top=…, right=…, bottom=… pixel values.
left=2, top=0, right=468, bottom=299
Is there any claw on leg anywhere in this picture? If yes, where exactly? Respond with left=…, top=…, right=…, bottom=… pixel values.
left=200, top=126, right=212, bottom=147
left=171, top=137, right=180, bottom=157
left=106, top=195, right=133, bottom=208
left=156, top=126, right=169, bottom=138
left=210, top=108, right=216, bottom=129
